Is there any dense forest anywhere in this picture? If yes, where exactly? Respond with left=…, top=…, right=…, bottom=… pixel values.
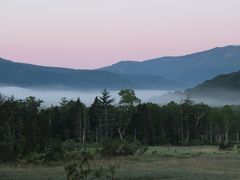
left=1, top=89, right=240, bottom=162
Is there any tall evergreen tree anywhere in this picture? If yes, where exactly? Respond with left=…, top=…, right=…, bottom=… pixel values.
left=99, top=89, right=114, bottom=140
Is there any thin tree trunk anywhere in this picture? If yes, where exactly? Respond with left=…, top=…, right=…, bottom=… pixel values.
left=180, top=111, right=184, bottom=143
left=209, top=120, right=213, bottom=144
left=95, top=127, right=98, bottom=143
left=19, top=118, right=23, bottom=138
left=224, top=120, right=229, bottom=146
left=224, top=131, right=228, bottom=146
left=82, top=108, right=86, bottom=145
left=110, top=123, right=113, bottom=139
left=78, top=110, right=82, bottom=143
left=99, top=118, right=102, bottom=142
left=186, top=120, right=189, bottom=144
left=134, top=127, right=137, bottom=142
left=118, top=128, right=123, bottom=141
left=237, top=132, right=239, bottom=144
left=105, top=107, right=108, bottom=139
left=118, top=127, right=125, bottom=141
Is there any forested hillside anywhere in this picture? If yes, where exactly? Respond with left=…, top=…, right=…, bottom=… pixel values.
left=187, top=71, right=240, bottom=93
left=185, top=71, right=240, bottom=104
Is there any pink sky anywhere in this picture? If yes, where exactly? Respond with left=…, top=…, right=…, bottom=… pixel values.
left=1, top=0, right=240, bottom=69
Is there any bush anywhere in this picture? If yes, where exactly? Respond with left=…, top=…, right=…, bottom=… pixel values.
left=24, top=153, right=45, bottom=164
left=218, top=143, right=234, bottom=150
left=63, top=149, right=93, bottom=161
left=100, top=139, right=121, bottom=157
left=0, top=142, right=13, bottom=162
left=62, top=139, right=82, bottom=152
left=100, top=140, right=148, bottom=157
left=64, top=150, right=83, bottom=161
left=64, top=150, right=116, bottom=180
left=44, top=139, right=64, bottom=161
left=0, top=141, right=25, bottom=163
left=65, top=159, right=91, bottom=180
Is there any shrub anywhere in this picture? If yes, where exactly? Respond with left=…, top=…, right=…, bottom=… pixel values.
left=100, top=139, right=121, bottom=157
left=44, top=139, right=64, bottom=161
left=100, top=139, right=148, bottom=157
left=218, top=143, right=234, bottom=150
left=64, top=150, right=83, bottom=161
left=24, top=153, right=45, bottom=164
left=64, top=151, right=116, bottom=180
left=0, top=142, right=13, bottom=162
left=62, top=140, right=82, bottom=152
left=65, top=159, right=91, bottom=180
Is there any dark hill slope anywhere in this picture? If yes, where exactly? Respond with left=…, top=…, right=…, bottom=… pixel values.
left=186, top=71, right=240, bottom=94
left=0, top=58, right=174, bottom=90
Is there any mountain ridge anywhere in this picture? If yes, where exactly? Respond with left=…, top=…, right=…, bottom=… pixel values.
left=0, top=57, right=174, bottom=90
left=100, top=45, right=240, bottom=87
left=106, top=45, right=240, bottom=65
left=1, top=45, right=240, bottom=90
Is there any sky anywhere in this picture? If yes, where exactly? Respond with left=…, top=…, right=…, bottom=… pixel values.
left=1, top=0, right=240, bottom=69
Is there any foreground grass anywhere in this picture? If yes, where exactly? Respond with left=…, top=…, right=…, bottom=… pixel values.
left=1, top=146, right=240, bottom=180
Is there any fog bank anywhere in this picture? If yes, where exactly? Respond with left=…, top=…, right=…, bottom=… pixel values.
left=1, top=87, right=239, bottom=107
left=0, top=87, right=169, bottom=107
left=150, top=90, right=240, bottom=106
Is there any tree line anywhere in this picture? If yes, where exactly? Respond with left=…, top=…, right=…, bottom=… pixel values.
left=0, top=89, right=240, bottom=161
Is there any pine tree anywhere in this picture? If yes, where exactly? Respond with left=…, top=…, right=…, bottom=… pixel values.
left=99, top=89, right=114, bottom=140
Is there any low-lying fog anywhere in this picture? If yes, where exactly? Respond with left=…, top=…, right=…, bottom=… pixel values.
left=0, top=87, right=170, bottom=107
left=149, top=91, right=240, bottom=106
left=1, top=87, right=239, bottom=107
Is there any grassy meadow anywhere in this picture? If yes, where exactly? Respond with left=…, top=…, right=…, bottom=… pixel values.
left=1, top=146, right=240, bottom=180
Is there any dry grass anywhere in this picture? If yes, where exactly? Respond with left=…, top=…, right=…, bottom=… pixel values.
left=1, top=146, right=240, bottom=180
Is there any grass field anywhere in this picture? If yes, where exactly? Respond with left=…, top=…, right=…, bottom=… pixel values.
left=1, top=146, right=240, bottom=180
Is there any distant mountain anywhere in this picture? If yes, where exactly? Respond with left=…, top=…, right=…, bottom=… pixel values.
left=2, top=45, right=240, bottom=91
left=186, top=71, right=240, bottom=95
left=0, top=58, right=174, bottom=90
left=183, top=71, right=240, bottom=105
left=148, top=71, right=240, bottom=106
left=100, top=45, right=240, bottom=88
